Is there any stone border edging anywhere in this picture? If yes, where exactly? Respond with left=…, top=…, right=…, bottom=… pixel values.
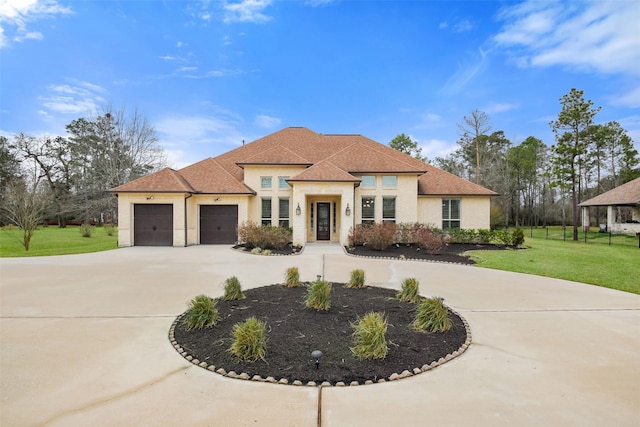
left=342, top=246, right=475, bottom=266
left=168, top=304, right=472, bottom=387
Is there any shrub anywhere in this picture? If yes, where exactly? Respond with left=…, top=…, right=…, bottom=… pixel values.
left=306, top=279, right=332, bottom=311
left=237, top=221, right=292, bottom=250
left=229, top=316, right=267, bottom=362
left=447, top=228, right=475, bottom=243
left=262, top=249, right=272, bottom=256
left=104, top=224, right=116, bottom=236
left=284, top=267, right=301, bottom=288
left=397, top=277, right=421, bottom=303
left=348, top=224, right=369, bottom=246
left=345, top=269, right=365, bottom=289
left=182, top=295, right=220, bottom=330
left=415, top=227, right=445, bottom=254
left=251, top=247, right=263, bottom=255
left=351, top=312, right=388, bottom=360
left=365, top=222, right=397, bottom=251
left=512, top=228, right=525, bottom=248
left=79, top=223, right=92, bottom=238
left=412, top=297, right=451, bottom=333
left=223, top=276, right=245, bottom=301
left=476, top=229, right=493, bottom=244
left=494, top=229, right=513, bottom=246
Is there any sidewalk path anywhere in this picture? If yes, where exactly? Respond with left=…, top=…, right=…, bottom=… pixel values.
left=1, top=245, right=639, bottom=426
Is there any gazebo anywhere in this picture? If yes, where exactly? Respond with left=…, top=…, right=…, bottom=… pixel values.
left=579, top=177, right=640, bottom=235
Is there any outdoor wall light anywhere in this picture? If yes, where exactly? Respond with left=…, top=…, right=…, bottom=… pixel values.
left=296, top=203, right=301, bottom=215
left=345, top=203, right=351, bottom=216
left=311, top=350, right=323, bottom=370
left=317, top=274, right=322, bottom=281
left=146, top=195, right=154, bottom=200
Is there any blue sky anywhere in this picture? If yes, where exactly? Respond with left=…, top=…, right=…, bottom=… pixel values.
left=1, top=0, right=639, bottom=169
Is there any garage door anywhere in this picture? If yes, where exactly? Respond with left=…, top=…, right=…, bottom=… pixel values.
left=200, top=205, right=238, bottom=244
left=133, top=204, right=173, bottom=246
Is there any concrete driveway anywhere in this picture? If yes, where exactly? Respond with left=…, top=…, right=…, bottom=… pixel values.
left=1, top=245, right=639, bottom=426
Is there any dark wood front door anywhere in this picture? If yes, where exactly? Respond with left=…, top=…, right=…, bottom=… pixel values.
left=133, top=204, right=173, bottom=246
left=316, top=203, right=330, bottom=240
left=200, top=205, right=238, bottom=244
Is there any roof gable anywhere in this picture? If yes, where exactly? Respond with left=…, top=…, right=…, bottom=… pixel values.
left=179, top=158, right=255, bottom=194
left=579, top=177, right=640, bottom=206
left=110, top=168, right=194, bottom=193
left=288, top=160, right=360, bottom=182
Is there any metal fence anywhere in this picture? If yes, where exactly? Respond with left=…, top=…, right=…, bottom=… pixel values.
left=526, top=226, right=640, bottom=248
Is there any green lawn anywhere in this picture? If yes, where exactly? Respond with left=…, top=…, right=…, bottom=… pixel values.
left=468, top=237, right=640, bottom=295
left=0, top=226, right=119, bottom=257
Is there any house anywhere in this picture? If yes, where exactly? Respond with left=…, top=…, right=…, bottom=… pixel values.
left=110, top=127, right=497, bottom=247
left=579, top=177, right=640, bottom=235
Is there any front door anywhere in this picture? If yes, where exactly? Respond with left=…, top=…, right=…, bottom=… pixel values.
left=316, top=203, right=330, bottom=240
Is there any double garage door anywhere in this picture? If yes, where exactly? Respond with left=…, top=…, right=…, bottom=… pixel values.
left=133, top=204, right=238, bottom=246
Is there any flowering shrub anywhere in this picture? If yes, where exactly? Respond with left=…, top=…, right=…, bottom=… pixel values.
left=415, top=227, right=445, bottom=254
left=237, top=221, right=292, bottom=250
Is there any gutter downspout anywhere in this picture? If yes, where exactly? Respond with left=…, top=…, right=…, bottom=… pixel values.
left=184, top=193, right=193, bottom=247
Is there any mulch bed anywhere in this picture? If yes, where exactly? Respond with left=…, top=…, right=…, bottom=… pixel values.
left=172, top=284, right=468, bottom=385
left=346, top=243, right=507, bottom=264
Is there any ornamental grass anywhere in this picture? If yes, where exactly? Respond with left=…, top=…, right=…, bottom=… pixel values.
left=345, top=269, right=366, bottom=289
left=412, top=297, right=452, bottom=333
left=397, top=277, right=421, bottom=303
left=223, top=276, right=245, bottom=301
left=229, top=316, right=267, bottom=362
left=306, top=279, right=332, bottom=311
left=351, top=311, right=388, bottom=360
left=182, top=294, right=220, bottom=331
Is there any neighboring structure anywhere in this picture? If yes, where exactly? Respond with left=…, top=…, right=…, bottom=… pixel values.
left=579, top=177, right=640, bottom=235
left=110, top=127, right=496, bottom=246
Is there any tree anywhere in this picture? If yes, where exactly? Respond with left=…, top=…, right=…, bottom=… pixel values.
left=0, top=136, right=21, bottom=194
left=457, top=110, right=492, bottom=185
left=1, top=178, right=49, bottom=251
left=389, top=133, right=426, bottom=161
left=549, top=88, right=601, bottom=240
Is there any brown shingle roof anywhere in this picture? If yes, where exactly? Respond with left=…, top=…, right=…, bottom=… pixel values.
left=110, top=168, right=194, bottom=193
left=579, top=177, right=640, bottom=206
left=111, top=127, right=496, bottom=197
left=418, top=164, right=498, bottom=196
left=179, top=158, right=255, bottom=194
left=288, top=160, right=361, bottom=182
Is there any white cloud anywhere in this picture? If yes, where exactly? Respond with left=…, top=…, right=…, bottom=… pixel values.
left=419, top=138, right=457, bottom=160
left=0, top=0, right=72, bottom=48
left=254, top=114, right=281, bottom=129
left=176, top=41, right=185, bottom=48
left=223, top=0, right=272, bottom=24
left=494, top=1, right=640, bottom=76
left=440, top=48, right=488, bottom=95
left=38, top=81, right=106, bottom=115
left=178, top=66, right=198, bottom=72
left=438, top=21, right=448, bottom=29
left=155, top=114, right=248, bottom=167
left=305, top=0, right=337, bottom=6
left=483, top=102, right=518, bottom=114
left=453, top=19, right=474, bottom=33
left=609, top=86, right=640, bottom=109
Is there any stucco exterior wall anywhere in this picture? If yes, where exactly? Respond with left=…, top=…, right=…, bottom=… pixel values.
left=116, top=193, right=188, bottom=247
left=290, top=181, right=355, bottom=246
left=243, top=165, right=306, bottom=225
left=353, top=174, right=419, bottom=223
left=608, top=205, right=640, bottom=235
left=417, top=196, right=491, bottom=229
left=187, top=195, right=251, bottom=245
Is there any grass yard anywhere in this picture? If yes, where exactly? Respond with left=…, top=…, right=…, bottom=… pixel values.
left=0, top=226, right=119, bottom=257
left=468, top=237, right=640, bottom=295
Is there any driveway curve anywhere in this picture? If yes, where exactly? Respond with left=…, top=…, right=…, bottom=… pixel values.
left=1, top=245, right=639, bottom=426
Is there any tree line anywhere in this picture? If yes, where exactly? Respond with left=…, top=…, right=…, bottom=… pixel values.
left=1, top=106, right=165, bottom=248
left=390, top=88, right=639, bottom=240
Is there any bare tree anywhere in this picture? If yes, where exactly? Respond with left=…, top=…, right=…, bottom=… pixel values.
left=2, top=179, right=49, bottom=251
left=458, top=110, right=492, bottom=185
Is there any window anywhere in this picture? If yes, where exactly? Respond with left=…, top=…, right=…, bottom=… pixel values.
left=261, top=198, right=272, bottom=226
left=382, top=175, right=397, bottom=189
left=361, top=175, right=376, bottom=188
left=333, top=202, right=337, bottom=232
left=278, top=198, right=290, bottom=228
left=442, top=199, right=461, bottom=229
left=361, top=196, right=375, bottom=225
left=261, top=176, right=272, bottom=189
left=310, top=202, right=314, bottom=230
left=383, top=197, right=396, bottom=223
left=278, top=176, right=290, bottom=189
